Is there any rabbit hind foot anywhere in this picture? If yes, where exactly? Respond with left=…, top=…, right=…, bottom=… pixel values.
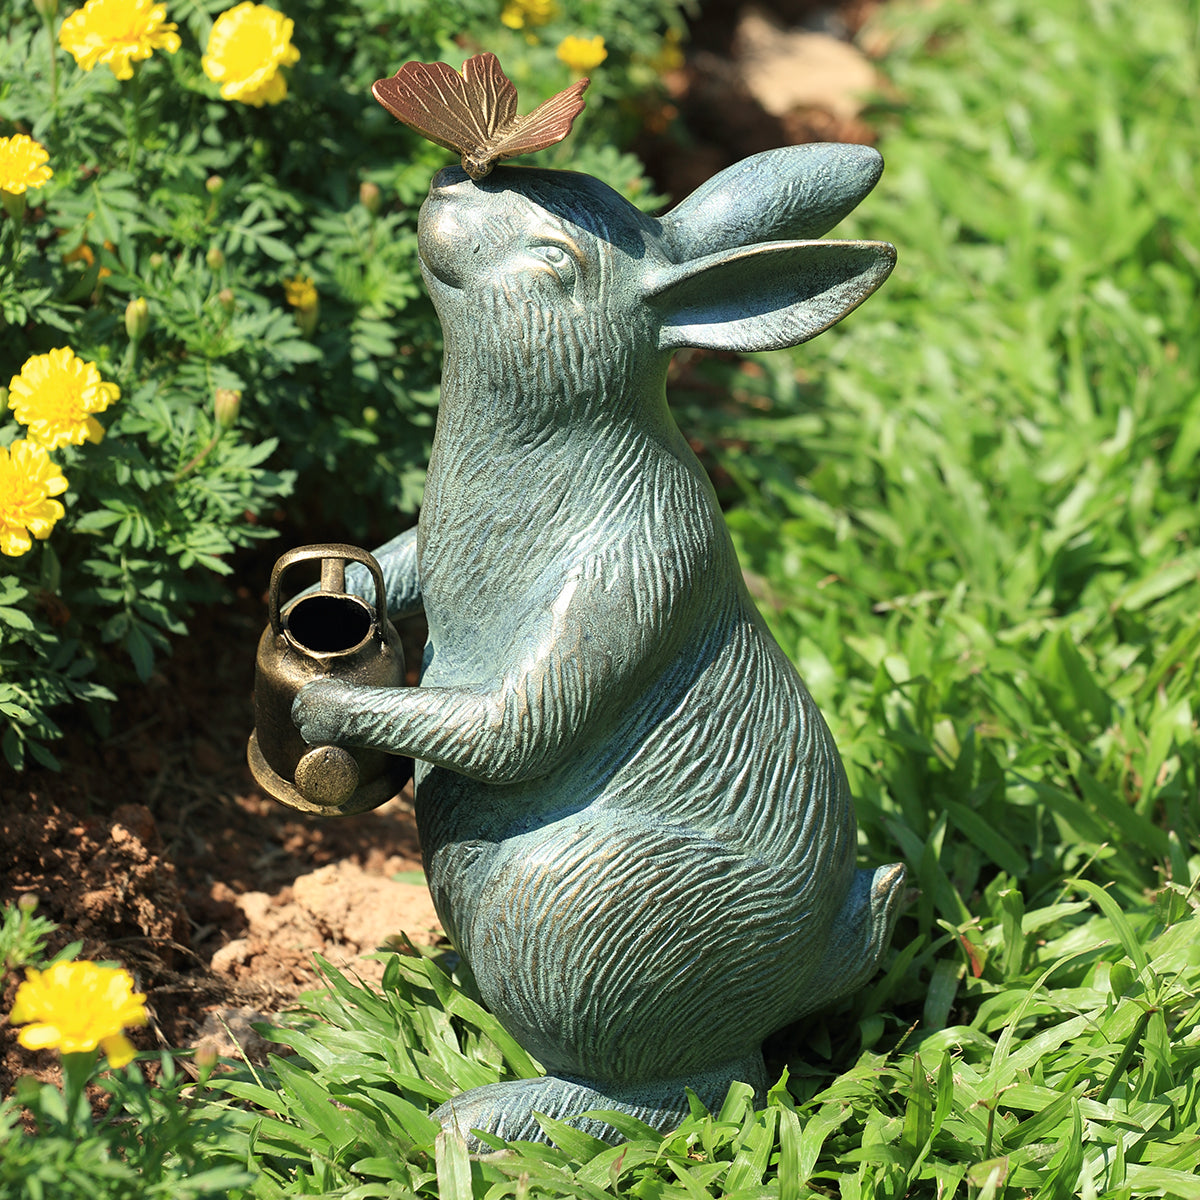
left=431, top=1052, right=769, bottom=1150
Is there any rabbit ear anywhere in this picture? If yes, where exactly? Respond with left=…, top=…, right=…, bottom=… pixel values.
left=646, top=239, right=896, bottom=354
left=658, top=145, right=885, bottom=260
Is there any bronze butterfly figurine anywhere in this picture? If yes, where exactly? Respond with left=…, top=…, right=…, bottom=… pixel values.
left=372, top=52, right=590, bottom=180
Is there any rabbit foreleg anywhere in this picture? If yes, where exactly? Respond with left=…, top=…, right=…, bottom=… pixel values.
left=291, top=571, right=672, bottom=783
left=340, top=526, right=423, bottom=618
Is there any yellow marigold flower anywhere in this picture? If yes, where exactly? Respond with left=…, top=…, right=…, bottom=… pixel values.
left=283, top=274, right=318, bottom=335
left=0, top=440, right=68, bottom=557
left=0, top=135, right=53, bottom=196
left=58, top=0, right=181, bottom=82
left=203, top=3, right=300, bottom=107
left=556, top=34, right=607, bottom=73
left=8, top=347, right=121, bottom=450
left=500, top=0, right=556, bottom=30
left=282, top=274, right=317, bottom=311
left=10, top=961, right=147, bottom=1066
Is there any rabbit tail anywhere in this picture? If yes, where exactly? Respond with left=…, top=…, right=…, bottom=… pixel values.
left=817, top=862, right=907, bottom=1001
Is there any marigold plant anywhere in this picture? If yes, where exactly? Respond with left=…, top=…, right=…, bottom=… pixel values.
left=10, top=961, right=147, bottom=1067
left=202, top=2, right=300, bottom=107
left=58, top=0, right=181, bottom=81
left=0, top=134, right=53, bottom=196
left=0, top=440, right=68, bottom=558
left=8, top=347, right=121, bottom=449
left=556, top=33, right=607, bottom=72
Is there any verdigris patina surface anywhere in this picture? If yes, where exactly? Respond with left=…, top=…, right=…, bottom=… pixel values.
left=282, top=124, right=906, bottom=1145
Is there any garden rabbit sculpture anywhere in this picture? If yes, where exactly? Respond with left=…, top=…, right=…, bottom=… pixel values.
left=291, top=141, right=907, bottom=1146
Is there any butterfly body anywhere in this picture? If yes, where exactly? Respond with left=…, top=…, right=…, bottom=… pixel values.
left=372, top=52, right=589, bottom=179
left=460, top=149, right=498, bottom=181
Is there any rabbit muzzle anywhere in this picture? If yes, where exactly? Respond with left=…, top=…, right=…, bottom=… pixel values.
left=418, top=177, right=471, bottom=290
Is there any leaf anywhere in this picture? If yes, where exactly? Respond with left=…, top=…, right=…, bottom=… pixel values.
left=272, top=338, right=325, bottom=364
left=434, top=1129, right=474, bottom=1200
left=923, top=957, right=964, bottom=1030
left=1030, top=1102, right=1083, bottom=1200
left=0, top=602, right=35, bottom=632
left=124, top=623, right=156, bottom=682
left=724, top=1106, right=777, bottom=1190
left=777, top=1105, right=804, bottom=1200
left=796, top=1103, right=849, bottom=1184
left=526, top=1111, right=609, bottom=1162
left=271, top=1055, right=365, bottom=1149
left=1071, top=879, right=1151, bottom=975
left=716, top=1080, right=757, bottom=1124
left=944, top=801, right=1028, bottom=877
left=577, top=1108, right=665, bottom=1143
left=1033, top=628, right=1112, bottom=738
left=1113, top=554, right=1200, bottom=612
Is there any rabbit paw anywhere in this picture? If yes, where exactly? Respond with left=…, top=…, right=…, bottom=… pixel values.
left=291, top=678, right=358, bottom=745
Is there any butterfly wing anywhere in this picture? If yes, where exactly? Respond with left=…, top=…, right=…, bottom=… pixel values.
left=373, top=52, right=589, bottom=179
left=486, top=78, right=590, bottom=165
left=372, top=53, right=515, bottom=160
left=461, top=52, right=518, bottom=133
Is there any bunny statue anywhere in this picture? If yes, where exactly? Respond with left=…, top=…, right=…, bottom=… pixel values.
left=290, top=142, right=906, bottom=1146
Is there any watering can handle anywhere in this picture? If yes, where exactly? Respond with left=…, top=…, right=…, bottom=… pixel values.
left=268, top=543, right=389, bottom=639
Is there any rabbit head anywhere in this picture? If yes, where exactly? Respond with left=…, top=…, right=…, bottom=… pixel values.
left=419, top=142, right=895, bottom=361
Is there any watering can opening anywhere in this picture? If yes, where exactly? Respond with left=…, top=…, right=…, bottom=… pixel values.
left=285, top=593, right=373, bottom=655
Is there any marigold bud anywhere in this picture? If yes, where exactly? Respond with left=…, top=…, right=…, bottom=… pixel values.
left=149, top=252, right=165, bottom=269
left=362, top=406, right=378, bottom=426
left=17, top=892, right=38, bottom=912
left=206, top=245, right=225, bottom=271
left=359, top=181, right=381, bottom=214
left=205, top=175, right=224, bottom=194
left=124, top=296, right=150, bottom=343
left=33, top=0, right=58, bottom=20
left=217, top=287, right=236, bottom=313
left=213, top=387, right=242, bottom=429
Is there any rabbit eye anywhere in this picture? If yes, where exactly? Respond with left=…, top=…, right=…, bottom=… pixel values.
left=531, top=243, right=578, bottom=289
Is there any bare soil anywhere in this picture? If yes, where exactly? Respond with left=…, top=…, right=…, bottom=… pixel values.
left=1, top=0, right=886, bottom=1096
left=1, top=581, right=441, bottom=1095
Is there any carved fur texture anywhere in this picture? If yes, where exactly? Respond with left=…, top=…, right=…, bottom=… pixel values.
left=292, top=147, right=906, bottom=1145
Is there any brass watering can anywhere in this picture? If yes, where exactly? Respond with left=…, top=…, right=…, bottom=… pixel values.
left=248, top=543, right=410, bottom=816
